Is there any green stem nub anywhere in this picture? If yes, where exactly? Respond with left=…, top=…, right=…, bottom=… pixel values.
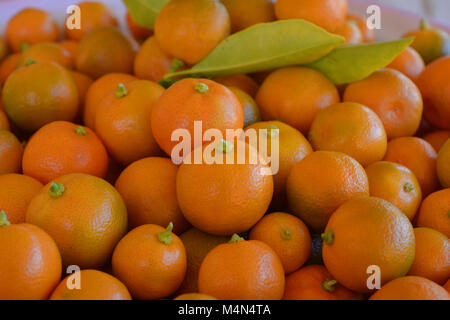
left=281, top=228, right=292, bottom=240
left=216, top=139, right=234, bottom=154
left=49, top=182, right=65, bottom=198
left=0, top=211, right=11, bottom=227
left=321, top=279, right=337, bottom=293
left=447, top=211, right=450, bottom=218
left=158, top=222, right=174, bottom=245
left=115, top=83, right=128, bottom=98
left=20, top=42, right=30, bottom=52
left=195, top=82, right=209, bottom=94
left=321, top=230, right=334, bottom=245
left=403, top=183, right=414, bottom=193
left=169, top=58, right=185, bottom=73
left=420, top=19, right=431, bottom=30
left=25, top=58, right=36, bottom=66
left=74, top=126, right=87, bottom=136
left=229, top=234, right=245, bottom=243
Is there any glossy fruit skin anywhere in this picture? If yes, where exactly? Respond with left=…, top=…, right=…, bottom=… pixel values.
left=133, top=37, right=172, bottom=82
left=198, top=239, right=285, bottom=300
left=174, top=293, right=217, bottom=300
left=0, top=174, right=43, bottom=224
left=0, top=53, right=21, bottom=85
left=0, top=223, right=62, bottom=300
left=437, top=139, right=450, bottom=187
left=177, top=228, right=228, bottom=294
left=112, top=224, right=187, bottom=300
left=416, top=189, right=450, bottom=238
left=59, top=40, right=79, bottom=59
left=256, top=67, right=340, bottom=135
left=214, top=74, right=259, bottom=97
left=336, top=20, right=363, bottom=44
left=76, top=27, right=135, bottom=79
left=83, top=73, right=137, bottom=129
left=283, top=265, right=361, bottom=300
left=322, top=197, right=415, bottom=293
left=344, top=68, right=423, bottom=139
left=5, top=8, right=59, bottom=52
left=423, top=130, right=450, bottom=152
left=383, top=137, right=439, bottom=197
left=18, top=42, right=73, bottom=69
left=151, top=78, right=244, bottom=157
left=0, top=129, right=23, bottom=174
left=228, top=87, right=261, bottom=127
left=417, top=57, right=450, bottom=130
left=50, top=269, right=131, bottom=300
left=287, top=151, right=369, bottom=232
left=26, top=173, right=128, bottom=269
left=220, top=0, right=275, bottom=33
left=365, top=161, right=422, bottom=221
left=154, top=0, right=231, bottom=65
left=245, top=121, right=313, bottom=207
left=65, top=2, right=118, bottom=41
left=275, top=0, right=347, bottom=33
left=176, top=140, right=273, bottom=236
left=23, top=121, right=108, bottom=184
left=95, top=80, right=163, bottom=165
left=249, top=212, right=312, bottom=274
left=404, top=25, right=450, bottom=64
left=69, top=70, right=93, bottom=116
left=369, top=276, right=450, bottom=300
left=115, top=157, right=190, bottom=233
left=126, top=12, right=153, bottom=42
left=407, top=228, right=450, bottom=285
left=309, top=102, right=387, bottom=167
left=2, top=62, right=79, bottom=132
left=387, top=47, right=425, bottom=83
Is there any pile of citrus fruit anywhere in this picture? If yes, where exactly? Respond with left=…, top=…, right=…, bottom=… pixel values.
left=0, top=0, right=449, bottom=301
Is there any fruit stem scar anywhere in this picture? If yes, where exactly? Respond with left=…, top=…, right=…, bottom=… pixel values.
left=321, top=279, right=337, bottom=293
left=25, top=58, right=36, bottom=66
left=49, top=182, right=65, bottom=198
left=0, top=211, right=11, bottom=227
left=20, top=42, right=30, bottom=52
left=229, top=234, right=245, bottom=243
left=281, top=228, right=292, bottom=240
left=169, top=58, right=185, bottom=73
left=158, top=222, right=174, bottom=245
left=195, top=82, right=209, bottom=94
left=115, top=83, right=128, bottom=98
left=403, top=183, right=414, bottom=193
left=420, top=18, right=431, bottom=30
left=447, top=211, right=450, bottom=218
left=321, top=230, right=334, bottom=245
left=74, top=126, right=87, bottom=136
left=216, top=139, right=234, bottom=154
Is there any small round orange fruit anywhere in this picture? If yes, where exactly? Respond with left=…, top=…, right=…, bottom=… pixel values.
left=0, top=174, right=43, bottom=224
left=386, top=47, right=425, bottom=83
left=22, top=121, right=109, bottom=184
left=154, top=0, right=231, bottom=65
left=437, top=139, right=450, bottom=187
left=198, top=235, right=285, bottom=300
left=112, top=223, right=187, bottom=300
left=227, top=87, right=261, bottom=127
left=370, top=276, right=450, bottom=300
left=256, top=67, right=340, bottom=135
left=416, top=188, right=450, bottom=238
left=365, top=161, right=422, bottom=220
left=322, top=197, right=415, bottom=293
left=174, top=293, right=217, bottom=300
left=214, top=74, right=259, bottom=97
left=126, top=12, right=153, bottom=42
left=287, top=151, right=369, bottom=231
left=133, top=36, right=173, bottom=82
left=0, top=129, right=23, bottom=174
left=423, top=130, right=450, bottom=152
left=18, top=42, right=73, bottom=69
left=249, top=212, right=311, bottom=274
left=309, top=102, right=387, bottom=167
left=220, top=0, right=275, bottom=33
left=26, top=173, right=128, bottom=269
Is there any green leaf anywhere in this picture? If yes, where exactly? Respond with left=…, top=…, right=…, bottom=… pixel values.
left=165, top=19, right=345, bottom=79
left=123, top=0, right=170, bottom=29
left=307, top=37, right=414, bottom=85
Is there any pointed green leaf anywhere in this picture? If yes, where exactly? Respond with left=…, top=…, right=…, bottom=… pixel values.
left=307, top=37, right=414, bottom=84
left=165, top=19, right=345, bottom=79
left=123, top=0, right=170, bottom=29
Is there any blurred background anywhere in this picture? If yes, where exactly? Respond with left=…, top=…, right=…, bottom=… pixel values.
left=376, top=0, right=450, bottom=22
